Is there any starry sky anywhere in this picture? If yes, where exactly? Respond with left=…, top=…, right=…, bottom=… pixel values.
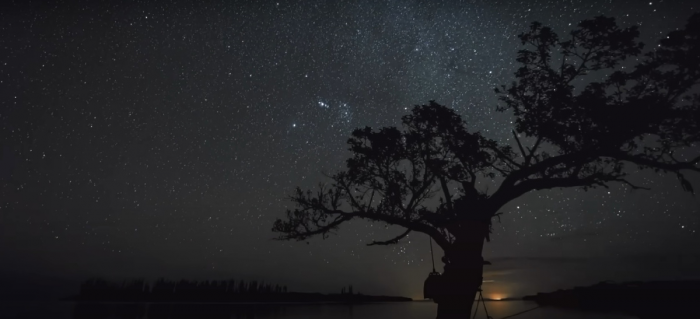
left=1, top=0, right=699, bottom=301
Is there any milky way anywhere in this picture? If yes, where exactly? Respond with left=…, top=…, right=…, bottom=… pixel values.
left=1, top=0, right=698, bottom=299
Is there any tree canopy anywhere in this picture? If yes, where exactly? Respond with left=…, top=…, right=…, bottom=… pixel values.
left=273, top=14, right=700, bottom=250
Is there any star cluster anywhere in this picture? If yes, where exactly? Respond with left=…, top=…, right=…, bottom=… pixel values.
left=1, top=0, right=698, bottom=299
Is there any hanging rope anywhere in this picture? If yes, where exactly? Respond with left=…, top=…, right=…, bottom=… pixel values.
left=429, top=237, right=436, bottom=273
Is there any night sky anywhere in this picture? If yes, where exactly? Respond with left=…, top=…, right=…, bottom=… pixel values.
left=1, top=0, right=699, bottom=301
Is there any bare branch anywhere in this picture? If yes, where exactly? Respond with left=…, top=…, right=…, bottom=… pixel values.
left=524, top=136, right=543, bottom=165
left=511, top=130, right=528, bottom=164
left=615, top=178, right=651, bottom=191
left=487, top=145, right=522, bottom=169
left=273, top=211, right=353, bottom=241
left=367, top=229, right=411, bottom=246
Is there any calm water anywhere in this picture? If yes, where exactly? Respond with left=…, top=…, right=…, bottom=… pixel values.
left=0, top=301, right=637, bottom=319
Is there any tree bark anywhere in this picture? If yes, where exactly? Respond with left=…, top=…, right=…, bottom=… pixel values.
left=434, top=220, right=489, bottom=319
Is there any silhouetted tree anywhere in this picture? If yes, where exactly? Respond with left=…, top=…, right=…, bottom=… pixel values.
left=273, top=13, right=700, bottom=319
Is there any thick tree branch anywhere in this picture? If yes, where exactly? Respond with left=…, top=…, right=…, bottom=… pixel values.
left=277, top=185, right=452, bottom=249
left=487, top=145, right=522, bottom=169
left=355, top=210, right=451, bottom=248
left=608, top=152, right=700, bottom=173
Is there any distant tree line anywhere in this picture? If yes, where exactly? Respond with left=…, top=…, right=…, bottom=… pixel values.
left=75, top=278, right=410, bottom=303
left=340, top=285, right=355, bottom=295
left=78, top=278, right=288, bottom=302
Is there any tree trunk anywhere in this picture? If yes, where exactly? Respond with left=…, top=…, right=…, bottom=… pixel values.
left=434, top=220, right=489, bottom=319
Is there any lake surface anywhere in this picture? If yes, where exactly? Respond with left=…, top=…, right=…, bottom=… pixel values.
left=0, top=301, right=637, bottom=319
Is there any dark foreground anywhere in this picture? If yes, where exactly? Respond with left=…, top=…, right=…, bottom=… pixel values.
left=1, top=300, right=636, bottom=319
left=523, top=280, right=700, bottom=319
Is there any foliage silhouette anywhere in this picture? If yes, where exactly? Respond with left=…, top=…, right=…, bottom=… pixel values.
left=74, top=278, right=407, bottom=303
left=273, top=13, right=700, bottom=319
